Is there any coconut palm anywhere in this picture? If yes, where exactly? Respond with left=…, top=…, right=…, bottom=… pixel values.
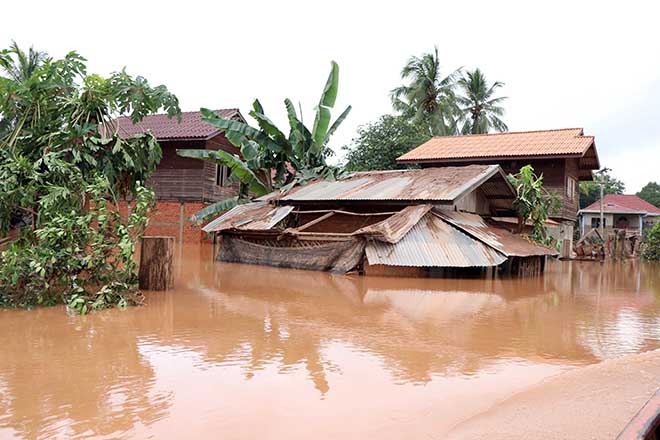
left=0, top=41, right=47, bottom=82
left=456, top=68, right=508, bottom=134
left=390, top=46, right=461, bottom=136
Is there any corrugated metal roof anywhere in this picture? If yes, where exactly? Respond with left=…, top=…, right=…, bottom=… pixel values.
left=202, top=203, right=293, bottom=233
left=365, top=214, right=506, bottom=267
left=353, top=205, right=432, bottom=244
left=434, top=210, right=558, bottom=257
left=397, top=128, right=596, bottom=162
left=114, top=109, right=242, bottom=140
left=274, top=165, right=508, bottom=202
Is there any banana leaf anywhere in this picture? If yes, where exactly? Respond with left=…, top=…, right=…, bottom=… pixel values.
left=190, top=197, right=240, bottom=224
left=323, top=105, right=352, bottom=146
left=311, top=61, right=339, bottom=151
left=200, top=108, right=283, bottom=153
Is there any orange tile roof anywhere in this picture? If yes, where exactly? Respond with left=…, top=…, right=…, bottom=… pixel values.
left=397, top=128, right=596, bottom=162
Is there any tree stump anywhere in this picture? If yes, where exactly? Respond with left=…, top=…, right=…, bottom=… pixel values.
left=139, top=236, right=175, bottom=290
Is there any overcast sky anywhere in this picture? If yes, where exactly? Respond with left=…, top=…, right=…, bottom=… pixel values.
left=4, top=0, right=659, bottom=192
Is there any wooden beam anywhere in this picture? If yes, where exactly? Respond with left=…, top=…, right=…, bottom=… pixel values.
left=295, top=212, right=335, bottom=232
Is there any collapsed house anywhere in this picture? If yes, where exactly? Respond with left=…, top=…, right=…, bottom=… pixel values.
left=203, top=165, right=558, bottom=277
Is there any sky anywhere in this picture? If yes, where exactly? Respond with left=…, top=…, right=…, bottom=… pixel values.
left=3, top=0, right=659, bottom=192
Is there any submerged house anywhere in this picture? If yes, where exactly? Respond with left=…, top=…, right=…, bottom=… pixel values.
left=396, top=128, right=600, bottom=257
left=114, top=109, right=244, bottom=242
left=204, top=165, right=557, bottom=277
left=578, top=194, right=660, bottom=237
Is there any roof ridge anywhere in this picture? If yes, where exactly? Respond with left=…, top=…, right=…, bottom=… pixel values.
left=428, top=127, right=585, bottom=140
left=114, top=108, right=239, bottom=120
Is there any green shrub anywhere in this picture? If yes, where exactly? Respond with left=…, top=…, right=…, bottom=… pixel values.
left=641, top=222, right=660, bottom=261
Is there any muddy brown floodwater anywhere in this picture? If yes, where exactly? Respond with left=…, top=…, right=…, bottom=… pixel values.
left=1, top=245, right=660, bottom=440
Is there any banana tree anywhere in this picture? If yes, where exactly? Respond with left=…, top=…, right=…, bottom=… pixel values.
left=177, top=139, right=270, bottom=223
left=178, top=61, right=351, bottom=223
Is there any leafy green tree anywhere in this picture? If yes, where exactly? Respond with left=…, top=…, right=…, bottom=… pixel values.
left=637, top=182, right=660, bottom=208
left=0, top=43, right=180, bottom=312
left=178, top=61, right=351, bottom=223
left=456, top=68, right=508, bottom=134
left=508, top=165, right=562, bottom=245
left=579, top=169, right=625, bottom=209
left=342, top=114, right=430, bottom=171
left=390, top=46, right=461, bottom=136
left=641, top=222, right=660, bottom=260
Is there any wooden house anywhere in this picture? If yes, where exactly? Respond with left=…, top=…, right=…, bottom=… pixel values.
left=115, top=109, right=244, bottom=242
left=396, top=128, right=600, bottom=256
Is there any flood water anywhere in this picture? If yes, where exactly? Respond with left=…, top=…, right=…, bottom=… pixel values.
left=1, top=245, right=659, bottom=439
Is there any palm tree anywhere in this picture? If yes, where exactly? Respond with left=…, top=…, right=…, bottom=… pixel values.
left=456, top=68, right=508, bottom=134
left=390, top=46, right=461, bottom=136
left=1, top=41, right=47, bottom=82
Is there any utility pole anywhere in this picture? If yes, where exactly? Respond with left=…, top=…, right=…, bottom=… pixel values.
left=593, top=168, right=609, bottom=241
left=599, top=180, right=604, bottom=240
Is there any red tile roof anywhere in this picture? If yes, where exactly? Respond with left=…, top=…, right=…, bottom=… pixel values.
left=397, top=128, right=596, bottom=163
left=114, top=109, right=242, bottom=140
left=581, top=194, right=660, bottom=214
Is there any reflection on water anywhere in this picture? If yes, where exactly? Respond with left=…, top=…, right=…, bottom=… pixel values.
left=0, top=245, right=659, bottom=439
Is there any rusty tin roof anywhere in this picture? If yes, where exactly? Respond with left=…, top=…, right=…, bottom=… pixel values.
left=434, top=210, right=558, bottom=257
left=365, top=213, right=507, bottom=267
left=353, top=205, right=433, bottom=244
left=202, top=203, right=293, bottom=233
left=273, top=165, right=511, bottom=203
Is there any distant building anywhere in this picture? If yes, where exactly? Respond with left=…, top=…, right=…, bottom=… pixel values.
left=115, top=109, right=244, bottom=242
left=396, top=128, right=600, bottom=256
left=578, top=194, right=660, bottom=236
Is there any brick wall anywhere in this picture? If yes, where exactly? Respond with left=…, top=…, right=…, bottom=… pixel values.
left=118, top=200, right=213, bottom=243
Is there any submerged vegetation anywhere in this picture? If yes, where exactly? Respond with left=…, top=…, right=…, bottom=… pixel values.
left=0, top=43, right=180, bottom=312
left=178, top=61, right=351, bottom=223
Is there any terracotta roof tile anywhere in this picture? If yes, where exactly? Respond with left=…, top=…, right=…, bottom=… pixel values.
left=397, top=128, right=595, bottom=162
left=114, top=109, right=241, bottom=140
left=581, top=194, right=660, bottom=214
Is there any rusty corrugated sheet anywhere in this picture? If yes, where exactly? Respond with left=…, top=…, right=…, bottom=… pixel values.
left=274, top=165, right=506, bottom=202
left=365, top=214, right=506, bottom=267
left=397, top=128, right=595, bottom=162
left=202, top=203, right=293, bottom=233
left=434, top=210, right=558, bottom=257
left=353, top=205, right=432, bottom=244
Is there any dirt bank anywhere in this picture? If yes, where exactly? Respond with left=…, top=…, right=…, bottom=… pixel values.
left=446, top=349, right=660, bottom=439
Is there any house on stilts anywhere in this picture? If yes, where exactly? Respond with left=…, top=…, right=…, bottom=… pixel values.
left=204, top=165, right=557, bottom=277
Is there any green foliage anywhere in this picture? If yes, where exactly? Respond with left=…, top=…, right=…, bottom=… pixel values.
left=0, top=176, right=154, bottom=312
left=390, top=47, right=508, bottom=136
left=390, top=46, right=460, bottom=136
left=637, top=182, right=660, bottom=208
left=508, top=165, right=562, bottom=245
left=0, top=42, right=180, bottom=313
left=179, top=61, right=351, bottom=223
left=641, top=222, right=660, bottom=261
left=579, top=169, right=625, bottom=209
left=456, top=68, right=508, bottom=134
left=342, top=114, right=431, bottom=171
